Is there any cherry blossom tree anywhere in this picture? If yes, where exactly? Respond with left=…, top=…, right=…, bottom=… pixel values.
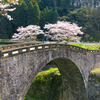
left=0, top=0, right=19, bottom=20
left=44, top=21, right=84, bottom=42
left=12, top=25, right=44, bottom=41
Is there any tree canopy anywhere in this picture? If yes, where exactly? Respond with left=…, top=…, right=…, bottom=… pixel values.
left=44, top=21, right=83, bottom=41
left=12, top=25, right=44, bottom=40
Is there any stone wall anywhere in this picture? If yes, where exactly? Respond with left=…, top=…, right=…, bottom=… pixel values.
left=88, top=69, right=100, bottom=100
left=0, top=44, right=100, bottom=100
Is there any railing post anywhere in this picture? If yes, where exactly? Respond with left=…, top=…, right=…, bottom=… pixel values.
left=27, top=47, right=30, bottom=52
left=55, top=44, right=58, bottom=48
left=42, top=45, right=45, bottom=51
left=3, top=46, right=8, bottom=50
left=0, top=50, right=2, bottom=58
left=49, top=44, right=52, bottom=51
left=8, top=51, right=12, bottom=56
left=35, top=46, right=38, bottom=51
left=18, top=49, right=22, bottom=54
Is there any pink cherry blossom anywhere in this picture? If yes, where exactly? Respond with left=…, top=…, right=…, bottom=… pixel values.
left=0, top=0, right=19, bottom=20
left=12, top=25, right=44, bottom=41
left=44, top=21, right=84, bottom=41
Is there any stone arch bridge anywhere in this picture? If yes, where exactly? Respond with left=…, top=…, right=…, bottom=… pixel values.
left=0, top=43, right=100, bottom=100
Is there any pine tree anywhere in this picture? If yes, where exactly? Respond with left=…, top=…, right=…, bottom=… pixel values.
left=12, top=1, right=28, bottom=32
left=43, top=6, right=58, bottom=24
left=45, top=9, right=52, bottom=23
left=12, top=5, right=21, bottom=33
left=0, top=17, right=13, bottom=39
left=51, top=9, right=58, bottom=23
left=32, top=2, right=41, bottom=25
left=27, top=1, right=34, bottom=25
left=39, top=11, right=45, bottom=29
left=19, top=1, right=28, bottom=27
left=44, top=6, right=52, bottom=23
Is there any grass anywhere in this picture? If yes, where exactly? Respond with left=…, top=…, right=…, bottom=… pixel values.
left=71, top=44, right=100, bottom=49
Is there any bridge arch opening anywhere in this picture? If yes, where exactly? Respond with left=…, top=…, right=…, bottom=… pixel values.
left=24, top=57, right=87, bottom=100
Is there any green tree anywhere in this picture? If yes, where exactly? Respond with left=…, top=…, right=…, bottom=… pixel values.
left=51, top=9, right=58, bottom=23
left=39, top=11, right=45, bottom=29
left=0, top=17, right=13, bottom=39
left=27, top=1, right=34, bottom=25
left=45, top=9, right=52, bottom=23
left=67, top=7, right=88, bottom=26
left=19, top=1, right=28, bottom=26
left=12, top=1, right=28, bottom=32
left=43, top=6, right=58, bottom=24
left=32, top=2, right=41, bottom=25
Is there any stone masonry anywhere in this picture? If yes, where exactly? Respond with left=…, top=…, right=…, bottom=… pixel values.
left=0, top=43, right=100, bottom=100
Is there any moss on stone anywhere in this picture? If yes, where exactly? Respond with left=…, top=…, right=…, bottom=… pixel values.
left=24, top=68, right=62, bottom=100
left=91, top=68, right=100, bottom=74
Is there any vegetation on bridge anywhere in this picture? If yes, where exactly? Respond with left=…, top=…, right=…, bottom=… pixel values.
left=71, top=44, right=100, bottom=50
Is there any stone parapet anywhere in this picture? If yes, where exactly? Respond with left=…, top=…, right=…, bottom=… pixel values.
left=0, top=43, right=100, bottom=58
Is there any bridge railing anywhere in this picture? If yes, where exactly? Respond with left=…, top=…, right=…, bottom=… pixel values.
left=0, top=42, right=40, bottom=51
left=0, top=43, right=100, bottom=58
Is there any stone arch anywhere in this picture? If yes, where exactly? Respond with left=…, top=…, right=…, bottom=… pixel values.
left=23, top=57, right=87, bottom=100
left=0, top=49, right=90, bottom=100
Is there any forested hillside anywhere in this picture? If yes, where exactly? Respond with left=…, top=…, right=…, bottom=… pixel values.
left=1, top=0, right=100, bottom=41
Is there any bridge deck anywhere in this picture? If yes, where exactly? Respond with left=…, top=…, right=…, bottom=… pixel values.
left=0, top=43, right=99, bottom=58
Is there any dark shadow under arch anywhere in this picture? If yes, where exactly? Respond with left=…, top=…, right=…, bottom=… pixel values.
left=53, top=57, right=87, bottom=100
left=24, top=57, right=87, bottom=100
